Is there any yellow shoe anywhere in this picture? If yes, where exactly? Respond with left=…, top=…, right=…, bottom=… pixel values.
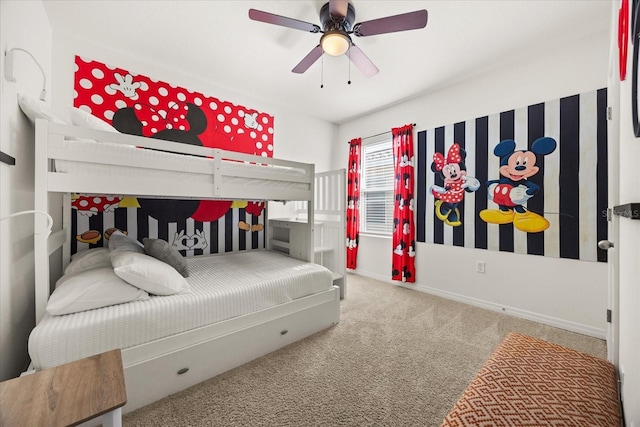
left=445, top=208, right=462, bottom=227
left=513, top=211, right=550, bottom=233
left=238, top=221, right=251, bottom=231
left=479, top=209, right=514, bottom=224
left=434, top=200, right=450, bottom=222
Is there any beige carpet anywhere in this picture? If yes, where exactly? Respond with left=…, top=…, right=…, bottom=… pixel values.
left=124, top=274, right=606, bottom=427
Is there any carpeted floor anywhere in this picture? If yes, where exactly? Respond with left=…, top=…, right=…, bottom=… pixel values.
left=124, top=273, right=606, bottom=426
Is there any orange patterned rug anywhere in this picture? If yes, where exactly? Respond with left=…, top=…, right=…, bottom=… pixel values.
left=441, top=332, right=621, bottom=427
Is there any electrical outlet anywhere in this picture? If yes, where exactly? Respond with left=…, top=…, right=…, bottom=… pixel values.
left=476, top=261, right=485, bottom=273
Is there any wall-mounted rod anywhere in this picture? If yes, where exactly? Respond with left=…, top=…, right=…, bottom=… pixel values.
left=349, top=123, right=417, bottom=142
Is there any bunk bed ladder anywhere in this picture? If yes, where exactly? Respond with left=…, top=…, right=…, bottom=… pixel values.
left=268, top=169, right=346, bottom=298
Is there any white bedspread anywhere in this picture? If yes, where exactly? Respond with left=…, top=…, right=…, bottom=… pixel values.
left=29, top=251, right=333, bottom=370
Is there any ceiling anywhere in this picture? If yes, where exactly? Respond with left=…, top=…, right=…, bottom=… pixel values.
left=42, top=1, right=612, bottom=125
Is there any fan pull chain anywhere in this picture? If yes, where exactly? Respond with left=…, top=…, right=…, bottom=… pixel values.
left=320, top=55, right=324, bottom=89
left=347, top=48, right=351, bottom=85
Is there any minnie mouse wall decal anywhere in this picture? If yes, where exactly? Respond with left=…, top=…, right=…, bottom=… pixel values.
left=112, top=101, right=207, bottom=145
left=430, top=143, right=480, bottom=227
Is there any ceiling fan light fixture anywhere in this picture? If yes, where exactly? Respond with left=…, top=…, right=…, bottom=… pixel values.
left=249, top=3, right=428, bottom=76
left=320, top=31, right=350, bottom=56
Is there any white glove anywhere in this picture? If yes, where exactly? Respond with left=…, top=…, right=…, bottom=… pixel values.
left=461, top=176, right=480, bottom=191
left=192, top=229, right=208, bottom=250
left=431, top=185, right=447, bottom=194
left=510, top=185, right=533, bottom=205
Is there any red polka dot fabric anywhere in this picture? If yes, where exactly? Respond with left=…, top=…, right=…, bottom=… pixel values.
left=73, top=56, right=274, bottom=157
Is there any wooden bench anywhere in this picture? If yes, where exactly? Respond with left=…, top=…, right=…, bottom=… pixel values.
left=440, top=333, right=622, bottom=426
left=0, top=349, right=126, bottom=427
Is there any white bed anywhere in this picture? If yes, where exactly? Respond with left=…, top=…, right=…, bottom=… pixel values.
left=29, top=251, right=334, bottom=370
left=30, top=119, right=340, bottom=416
left=40, top=121, right=313, bottom=201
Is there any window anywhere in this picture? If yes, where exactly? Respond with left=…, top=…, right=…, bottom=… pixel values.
left=360, top=136, right=394, bottom=235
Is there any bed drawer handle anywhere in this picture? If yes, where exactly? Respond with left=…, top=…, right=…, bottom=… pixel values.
left=280, top=330, right=288, bottom=335
left=177, top=368, right=189, bottom=375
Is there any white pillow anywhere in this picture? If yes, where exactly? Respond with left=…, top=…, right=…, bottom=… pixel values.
left=47, top=267, right=149, bottom=315
left=18, top=94, right=66, bottom=125
left=69, top=106, right=118, bottom=132
left=110, top=251, right=190, bottom=296
left=64, top=248, right=111, bottom=275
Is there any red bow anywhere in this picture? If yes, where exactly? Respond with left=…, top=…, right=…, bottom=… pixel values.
left=433, top=143, right=462, bottom=171
left=133, top=102, right=191, bottom=137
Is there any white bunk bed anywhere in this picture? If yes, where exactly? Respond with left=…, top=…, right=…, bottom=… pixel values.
left=268, top=169, right=347, bottom=298
left=29, top=119, right=340, bottom=416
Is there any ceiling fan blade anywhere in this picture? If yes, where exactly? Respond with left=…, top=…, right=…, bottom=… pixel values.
left=329, top=0, right=349, bottom=19
left=249, top=9, right=321, bottom=33
left=292, top=45, right=324, bottom=74
left=348, top=44, right=379, bottom=78
left=353, top=10, right=428, bottom=37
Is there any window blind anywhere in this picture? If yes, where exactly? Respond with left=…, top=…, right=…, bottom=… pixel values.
left=360, top=136, right=394, bottom=235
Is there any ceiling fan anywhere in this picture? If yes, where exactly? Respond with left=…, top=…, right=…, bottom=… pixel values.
left=248, top=0, right=428, bottom=77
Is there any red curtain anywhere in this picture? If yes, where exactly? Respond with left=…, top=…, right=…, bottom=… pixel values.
left=391, top=125, right=416, bottom=282
left=346, top=138, right=361, bottom=269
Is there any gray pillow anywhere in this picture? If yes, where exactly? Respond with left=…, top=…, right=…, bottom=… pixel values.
left=108, top=231, right=145, bottom=254
left=143, top=238, right=189, bottom=278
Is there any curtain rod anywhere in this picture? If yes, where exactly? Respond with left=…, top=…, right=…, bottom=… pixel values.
left=350, top=123, right=417, bottom=142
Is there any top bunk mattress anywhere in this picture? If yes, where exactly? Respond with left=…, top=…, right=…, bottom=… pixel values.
left=28, top=251, right=333, bottom=370
left=52, top=138, right=309, bottom=193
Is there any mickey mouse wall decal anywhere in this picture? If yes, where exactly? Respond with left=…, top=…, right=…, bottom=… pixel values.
left=479, top=137, right=557, bottom=233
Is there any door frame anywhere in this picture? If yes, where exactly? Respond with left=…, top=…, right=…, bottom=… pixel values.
left=606, top=5, right=621, bottom=363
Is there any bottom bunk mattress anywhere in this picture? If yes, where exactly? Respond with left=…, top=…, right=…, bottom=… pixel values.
left=29, top=251, right=334, bottom=370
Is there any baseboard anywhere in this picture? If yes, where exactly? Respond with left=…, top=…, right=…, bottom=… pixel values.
left=352, top=271, right=607, bottom=339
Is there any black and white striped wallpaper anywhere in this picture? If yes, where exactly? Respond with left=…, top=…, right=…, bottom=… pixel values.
left=71, top=201, right=265, bottom=256
left=416, top=88, right=608, bottom=262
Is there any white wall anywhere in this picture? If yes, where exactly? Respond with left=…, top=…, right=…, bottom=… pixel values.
left=0, top=0, right=53, bottom=381
left=335, top=30, right=611, bottom=338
